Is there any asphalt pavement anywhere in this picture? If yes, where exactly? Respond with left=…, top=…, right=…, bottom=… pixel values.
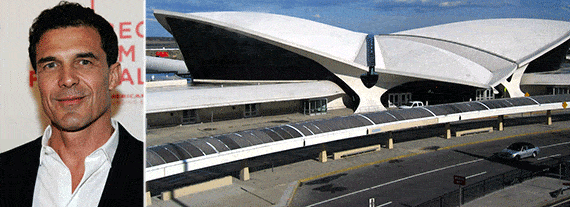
left=148, top=111, right=570, bottom=207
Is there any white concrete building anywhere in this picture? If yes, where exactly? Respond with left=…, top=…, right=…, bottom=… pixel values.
left=152, top=10, right=570, bottom=114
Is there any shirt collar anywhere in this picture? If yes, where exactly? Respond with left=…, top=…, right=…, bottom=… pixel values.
left=39, top=119, right=120, bottom=164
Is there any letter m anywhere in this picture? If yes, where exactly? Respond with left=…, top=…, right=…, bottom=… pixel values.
left=119, top=45, right=135, bottom=62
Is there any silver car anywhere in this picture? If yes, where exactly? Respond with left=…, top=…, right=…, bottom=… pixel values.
left=497, top=142, right=540, bottom=160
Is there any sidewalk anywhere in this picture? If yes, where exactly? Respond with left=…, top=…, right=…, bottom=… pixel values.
left=148, top=112, right=570, bottom=207
left=464, top=176, right=570, bottom=207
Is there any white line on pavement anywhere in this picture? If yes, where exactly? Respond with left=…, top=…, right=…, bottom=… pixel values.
left=466, top=171, right=487, bottom=179
left=306, top=159, right=484, bottom=207
left=537, top=154, right=562, bottom=161
left=378, top=201, right=392, bottom=207
left=541, top=141, right=570, bottom=149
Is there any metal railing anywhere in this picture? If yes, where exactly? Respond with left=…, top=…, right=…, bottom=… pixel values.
left=416, top=156, right=570, bottom=207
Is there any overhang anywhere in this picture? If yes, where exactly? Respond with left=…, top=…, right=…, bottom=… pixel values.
left=146, top=81, right=345, bottom=114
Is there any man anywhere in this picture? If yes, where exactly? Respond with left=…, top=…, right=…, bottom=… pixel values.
left=0, top=2, right=143, bottom=206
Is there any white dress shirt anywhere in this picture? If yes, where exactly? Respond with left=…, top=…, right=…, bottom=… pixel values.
left=32, top=119, right=120, bottom=207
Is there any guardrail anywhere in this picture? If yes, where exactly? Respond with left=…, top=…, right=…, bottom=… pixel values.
left=146, top=94, right=570, bottom=181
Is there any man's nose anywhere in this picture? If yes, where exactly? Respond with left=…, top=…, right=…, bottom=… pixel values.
left=58, top=65, right=79, bottom=88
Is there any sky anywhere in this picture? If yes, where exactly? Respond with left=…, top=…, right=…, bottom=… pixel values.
left=146, top=0, right=570, bottom=37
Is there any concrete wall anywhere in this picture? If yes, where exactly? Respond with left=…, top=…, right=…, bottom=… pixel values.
left=147, top=111, right=183, bottom=128
left=197, top=105, right=244, bottom=123
left=260, top=100, right=301, bottom=116
left=327, top=94, right=349, bottom=111
left=521, top=85, right=549, bottom=96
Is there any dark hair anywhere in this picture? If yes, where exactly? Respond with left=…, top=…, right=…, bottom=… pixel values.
left=28, top=1, right=118, bottom=71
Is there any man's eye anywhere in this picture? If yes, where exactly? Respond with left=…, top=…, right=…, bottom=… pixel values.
left=43, top=62, right=57, bottom=69
left=79, top=60, right=91, bottom=65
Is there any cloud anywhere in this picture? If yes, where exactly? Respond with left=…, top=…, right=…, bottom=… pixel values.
left=439, top=1, right=464, bottom=7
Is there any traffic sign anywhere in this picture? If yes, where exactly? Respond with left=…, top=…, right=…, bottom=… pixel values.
left=454, top=175, right=466, bottom=186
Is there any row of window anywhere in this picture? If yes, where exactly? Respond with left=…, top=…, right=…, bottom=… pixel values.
left=551, top=87, right=570, bottom=95
left=177, top=99, right=328, bottom=125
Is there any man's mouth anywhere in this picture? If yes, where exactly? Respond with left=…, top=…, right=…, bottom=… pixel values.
left=56, top=96, right=85, bottom=105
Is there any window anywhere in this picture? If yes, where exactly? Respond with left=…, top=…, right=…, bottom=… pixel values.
left=181, top=109, right=197, bottom=124
left=551, top=87, right=570, bottom=95
left=388, top=93, right=412, bottom=108
left=304, top=99, right=327, bottom=115
left=476, top=89, right=494, bottom=101
left=244, top=104, right=259, bottom=118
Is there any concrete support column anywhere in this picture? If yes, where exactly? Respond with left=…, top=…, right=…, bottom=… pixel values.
left=318, top=144, right=327, bottom=163
left=547, top=110, right=552, bottom=125
left=161, top=191, right=172, bottom=201
left=240, top=160, right=250, bottom=181
left=500, top=65, right=528, bottom=98
left=146, top=191, right=152, bottom=205
left=387, top=132, right=394, bottom=149
left=498, top=115, right=504, bottom=131
left=445, top=123, right=451, bottom=139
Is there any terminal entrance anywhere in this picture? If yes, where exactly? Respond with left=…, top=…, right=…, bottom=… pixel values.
left=476, top=89, right=495, bottom=101
left=387, top=93, right=412, bottom=108
left=382, top=80, right=483, bottom=108
left=550, top=86, right=570, bottom=95
left=304, top=99, right=328, bottom=115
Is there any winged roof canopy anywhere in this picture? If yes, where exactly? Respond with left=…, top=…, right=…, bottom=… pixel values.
left=154, top=10, right=570, bottom=90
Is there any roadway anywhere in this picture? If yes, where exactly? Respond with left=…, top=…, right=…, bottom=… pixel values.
left=291, top=129, right=570, bottom=206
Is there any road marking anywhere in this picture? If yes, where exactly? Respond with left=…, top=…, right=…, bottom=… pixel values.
left=541, top=141, right=570, bottom=149
left=298, top=152, right=425, bottom=183
left=534, top=140, right=570, bottom=161
left=466, top=171, right=487, bottom=179
left=306, top=159, right=484, bottom=207
left=299, top=128, right=570, bottom=184
left=550, top=196, right=570, bottom=207
left=537, top=154, right=562, bottom=161
left=378, top=201, right=392, bottom=207
left=439, top=128, right=570, bottom=151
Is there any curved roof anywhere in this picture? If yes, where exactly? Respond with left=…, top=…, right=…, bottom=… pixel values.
left=154, top=10, right=570, bottom=89
left=375, top=35, right=517, bottom=87
left=396, top=19, right=570, bottom=66
left=154, top=10, right=367, bottom=65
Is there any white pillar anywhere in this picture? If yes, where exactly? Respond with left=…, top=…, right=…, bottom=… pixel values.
left=387, top=132, right=394, bottom=149
left=445, top=123, right=452, bottom=139
left=240, top=160, right=250, bottom=181
left=498, top=115, right=504, bottom=131
left=318, top=144, right=327, bottom=163
left=500, top=65, right=528, bottom=98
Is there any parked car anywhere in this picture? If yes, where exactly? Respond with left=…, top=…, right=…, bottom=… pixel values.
left=399, top=101, right=424, bottom=109
left=497, top=142, right=539, bottom=160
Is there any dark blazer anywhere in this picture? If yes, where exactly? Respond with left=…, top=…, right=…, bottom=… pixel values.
left=0, top=123, right=144, bottom=207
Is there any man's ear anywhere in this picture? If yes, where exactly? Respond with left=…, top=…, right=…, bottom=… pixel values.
left=108, top=62, right=121, bottom=90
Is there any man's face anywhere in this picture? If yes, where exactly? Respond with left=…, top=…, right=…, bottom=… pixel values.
left=35, top=26, right=120, bottom=132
